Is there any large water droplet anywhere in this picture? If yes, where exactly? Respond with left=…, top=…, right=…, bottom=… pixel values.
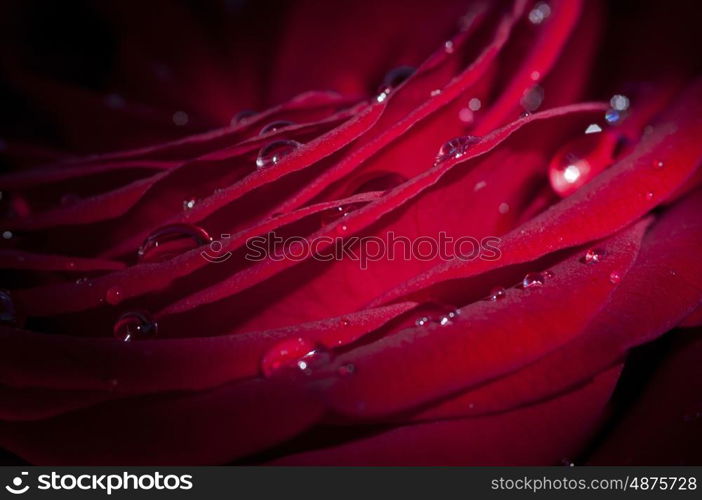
left=435, top=136, right=480, bottom=163
left=376, top=66, right=415, bottom=102
left=183, top=198, right=197, bottom=211
left=0, top=289, right=18, bottom=325
left=582, top=248, right=606, bottom=264
left=138, top=223, right=212, bottom=263
left=259, top=120, right=294, bottom=135
left=256, top=140, right=302, bottom=169
left=261, top=337, right=330, bottom=378
left=522, top=272, right=546, bottom=288
left=548, top=132, right=617, bottom=197
left=113, top=311, right=158, bottom=342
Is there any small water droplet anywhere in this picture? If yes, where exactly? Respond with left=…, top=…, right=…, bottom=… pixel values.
left=430, top=89, right=442, bottom=97
left=609, top=271, right=622, bottom=284
left=543, top=270, right=555, bottom=278
left=172, top=111, right=189, bottom=126
left=487, top=286, right=506, bottom=301
left=522, top=272, right=545, bottom=288
left=645, top=191, right=654, bottom=201
left=468, top=97, right=482, bottom=111
left=414, top=303, right=459, bottom=327
left=653, top=159, right=665, bottom=170
left=498, top=202, right=510, bottom=214
left=435, top=136, right=480, bottom=163
left=376, top=66, right=415, bottom=102
left=520, top=85, right=545, bottom=113
left=321, top=203, right=364, bottom=227
left=458, top=108, right=474, bottom=123
left=2, top=230, right=13, bottom=240
left=444, top=40, right=455, bottom=53
left=105, top=286, right=124, bottom=306
left=605, top=109, right=621, bottom=124
left=261, top=337, right=330, bottom=378
left=582, top=248, right=606, bottom=264
left=609, top=94, right=630, bottom=111
left=113, top=310, right=158, bottom=341
left=256, top=140, right=302, bottom=169
left=259, top=120, right=294, bottom=135
left=338, top=363, right=356, bottom=376
left=138, top=223, right=212, bottom=263
left=474, top=180, right=487, bottom=191
left=183, top=198, right=197, bottom=210
left=341, top=317, right=351, bottom=327
left=0, top=290, right=18, bottom=325
left=528, top=2, right=551, bottom=24
left=530, top=70, right=541, bottom=81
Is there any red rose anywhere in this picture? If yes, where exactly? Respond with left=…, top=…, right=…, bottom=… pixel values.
left=0, top=0, right=701, bottom=465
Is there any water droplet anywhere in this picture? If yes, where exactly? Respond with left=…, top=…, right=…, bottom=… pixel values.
left=543, top=270, right=555, bottom=278
left=338, top=363, right=356, bottom=376
left=645, top=191, right=654, bottom=201
left=528, top=2, right=551, bottom=24
left=609, top=271, right=622, bottom=284
left=522, top=272, right=546, bottom=288
left=138, top=223, right=212, bottom=263
left=376, top=66, right=415, bottom=102
left=530, top=70, right=541, bottom=81
left=435, top=136, right=480, bottom=163
left=256, top=140, right=302, bottom=169
left=320, top=203, right=364, bottom=227
left=354, top=172, right=407, bottom=193
left=498, top=202, right=510, bottom=214
left=605, top=109, right=621, bottom=124
left=548, top=132, right=617, bottom=197
left=609, top=94, right=630, bottom=111
left=487, top=286, right=506, bottom=301
left=584, top=123, right=603, bottom=134
left=0, top=290, right=18, bottom=325
left=113, top=310, right=158, bottom=341
left=468, top=97, right=482, bottom=111
left=430, top=89, right=442, bottom=97
left=653, top=159, right=665, bottom=169
left=261, top=337, right=330, bottom=378
left=183, top=198, right=197, bottom=210
left=414, top=303, right=459, bottom=327
left=520, top=85, right=544, bottom=112
left=105, top=286, right=124, bottom=306
left=582, top=248, right=606, bottom=264
left=259, top=120, right=294, bottom=135
left=172, top=111, right=189, bottom=126
left=231, top=109, right=257, bottom=126
left=341, top=317, right=351, bottom=327
left=2, top=230, right=13, bottom=240
left=444, top=40, right=455, bottom=53
left=474, top=180, right=487, bottom=191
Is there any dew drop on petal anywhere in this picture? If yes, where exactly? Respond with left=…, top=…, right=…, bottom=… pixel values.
left=645, top=191, right=654, bottom=201
left=376, top=66, right=415, bottom=102
left=468, top=97, right=482, bottom=111
left=609, top=94, right=630, bottom=111
left=487, top=286, right=506, bottom=301
left=320, top=203, right=364, bottom=227
left=261, top=337, right=331, bottom=378
left=0, top=289, right=18, bottom=325
left=522, top=272, right=545, bottom=288
left=2, top=230, right=13, bottom=240
left=414, top=303, right=459, bottom=327
left=183, top=198, right=197, bottom=211
left=498, top=202, right=510, bottom=214
left=138, top=223, right=212, bottom=263
left=582, top=248, right=606, bottom=264
left=609, top=271, right=622, bottom=284
left=256, top=140, right=302, bottom=169
left=259, top=120, right=294, bottom=135
left=653, top=159, right=665, bottom=170
left=341, top=317, right=351, bottom=327
left=444, top=40, right=455, bottom=53
left=113, top=310, right=158, bottom=342
left=548, top=132, right=617, bottom=197
left=435, top=136, right=480, bottom=163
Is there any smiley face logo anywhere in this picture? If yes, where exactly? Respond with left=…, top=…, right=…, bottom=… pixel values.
left=5, top=472, right=29, bottom=495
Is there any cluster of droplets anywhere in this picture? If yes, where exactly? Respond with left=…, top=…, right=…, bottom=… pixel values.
left=113, top=310, right=158, bottom=342
left=435, top=136, right=480, bottom=164
left=375, top=66, right=415, bottom=103
left=413, top=303, right=461, bottom=327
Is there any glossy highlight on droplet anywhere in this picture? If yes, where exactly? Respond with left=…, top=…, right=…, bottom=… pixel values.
left=414, top=302, right=459, bottom=327
left=256, top=140, right=302, bottom=169
left=376, top=66, right=415, bottom=102
left=582, top=248, right=606, bottom=264
left=522, top=272, right=545, bottom=288
left=113, top=310, right=158, bottom=342
left=487, top=286, right=506, bottom=301
left=259, top=120, right=294, bottom=135
left=138, top=223, right=212, bottom=263
left=320, top=203, right=364, bottom=227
